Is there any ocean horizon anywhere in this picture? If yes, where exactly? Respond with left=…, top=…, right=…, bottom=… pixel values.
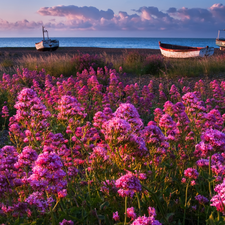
left=0, top=37, right=218, bottom=49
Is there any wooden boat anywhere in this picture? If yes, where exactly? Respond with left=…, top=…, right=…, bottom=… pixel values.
left=216, top=29, right=225, bottom=50
left=35, top=26, right=59, bottom=51
left=159, top=41, right=214, bottom=58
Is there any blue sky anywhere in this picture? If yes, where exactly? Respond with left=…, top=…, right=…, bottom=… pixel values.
left=0, top=0, right=224, bottom=37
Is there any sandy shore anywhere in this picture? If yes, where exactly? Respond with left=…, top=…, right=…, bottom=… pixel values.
left=0, top=47, right=161, bottom=58
left=0, top=47, right=223, bottom=58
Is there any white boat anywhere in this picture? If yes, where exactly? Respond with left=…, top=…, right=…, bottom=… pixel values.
left=35, top=26, right=59, bottom=51
left=159, top=42, right=214, bottom=58
left=216, top=29, right=225, bottom=50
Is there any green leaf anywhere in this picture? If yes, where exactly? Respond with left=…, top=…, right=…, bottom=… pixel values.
left=206, top=213, right=216, bottom=225
left=98, top=214, right=105, bottom=220
left=100, top=201, right=110, bottom=211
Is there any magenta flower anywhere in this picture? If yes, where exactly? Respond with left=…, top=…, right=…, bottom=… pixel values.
left=28, top=152, right=67, bottom=195
left=148, top=207, right=157, bottom=218
left=113, top=211, right=120, bottom=221
left=59, top=219, right=74, bottom=225
left=184, top=168, right=199, bottom=180
left=115, top=172, right=142, bottom=198
left=114, top=103, right=143, bottom=131
left=131, top=215, right=162, bottom=225
left=89, top=146, right=109, bottom=162
left=100, top=179, right=118, bottom=195
left=201, top=129, right=225, bottom=152
left=211, top=180, right=225, bottom=214
left=127, top=207, right=137, bottom=220
left=25, top=191, right=54, bottom=213
left=101, top=117, right=131, bottom=143
left=57, top=95, right=87, bottom=121
left=14, top=146, right=38, bottom=171
left=1, top=106, right=9, bottom=118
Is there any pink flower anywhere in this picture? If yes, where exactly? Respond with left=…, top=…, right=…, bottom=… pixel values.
left=181, top=178, right=186, bottom=184
left=148, top=207, right=156, bottom=218
left=59, top=219, right=74, bottom=225
left=1, top=106, right=9, bottom=117
left=211, top=179, right=225, bottom=214
left=184, top=168, right=199, bottom=180
left=113, top=211, right=120, bottom=221
left=131, top=215, right=162, bottom=225
left=127, top=207, right=137, bottom=220
left=101, top=117, right=131, bottom=143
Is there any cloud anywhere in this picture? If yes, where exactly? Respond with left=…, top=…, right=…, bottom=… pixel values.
left=1, top=3, right=225, bottom=37
left=38, top=5, right=114, bottom=21
left=0, top=19, right=43, bottom=30
left=209, top=3, right=225, bottom=21
left=135, top=6, right=168, bottom=20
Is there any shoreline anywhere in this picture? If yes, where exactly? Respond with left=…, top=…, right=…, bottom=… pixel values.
left=0, top=47, right=161, bottom=57
left=0, top=47, right=223, bottom=58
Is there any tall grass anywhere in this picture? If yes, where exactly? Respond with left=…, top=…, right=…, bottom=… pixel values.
left=0, top=51, right=225, bottom=78
left=166, top=54, right=225, bottom=77
left=16, top=54, right=76, bottom=77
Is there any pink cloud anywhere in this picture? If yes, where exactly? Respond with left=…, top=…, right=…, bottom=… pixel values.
left=38, top=5, right=114, bottom=21
left=0, top=19, right=43, bottom=30
left=36, top=4, right=225, bottom=34
left=209, top=3, right=225, bottom=21
left=1, top=3, right=225, bottom=37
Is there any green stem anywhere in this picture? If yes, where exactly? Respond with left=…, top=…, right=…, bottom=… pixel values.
left=197, top=206, right=200, bottom=225
left=52, top=199, right=59, bottom=212
left=141, top=184, right=169, bottom=225
left=183, top=181, right=189, bottom=225
left=136, top=192, right=141, bottom=215
left=209, top=155, right=212, bottom=197
left=124, top=196, right=128, bottom=225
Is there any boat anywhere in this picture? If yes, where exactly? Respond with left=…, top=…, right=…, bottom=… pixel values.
left=216, top=29, right=225, bottom=50
left=35, top=26, right=59, bottom=51
left=158, top=42, right=214, bottom=58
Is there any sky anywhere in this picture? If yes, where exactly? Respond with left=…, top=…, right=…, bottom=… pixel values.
left=0, top=0, right=224, bottom=38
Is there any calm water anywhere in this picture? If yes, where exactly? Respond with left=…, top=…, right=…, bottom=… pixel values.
left=0, top=37, right=218, bottom=49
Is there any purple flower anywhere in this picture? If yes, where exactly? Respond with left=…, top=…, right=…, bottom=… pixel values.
left=195, top=195, right=209, bottom=204
left=115, top=172, right=142, bottom=198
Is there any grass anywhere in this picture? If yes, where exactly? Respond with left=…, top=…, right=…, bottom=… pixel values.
left=0, top=50, right=225, bottom=78
left=17, top=54, right=77, bottom=77
left=166, top=55, right=225, bottom=77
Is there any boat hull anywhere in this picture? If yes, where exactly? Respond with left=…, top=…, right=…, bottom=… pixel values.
left=159, top=42, right=214, bottom=58
left=35, top=40, right=59, bottom=51
left=216, top=39, right=225, bottom=50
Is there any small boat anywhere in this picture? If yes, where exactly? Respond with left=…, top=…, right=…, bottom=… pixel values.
left=35, top=26, right=59, bottom=51
left=159, top=42, right=214, bottom=58
left=216, top=29, right=225, bottom=50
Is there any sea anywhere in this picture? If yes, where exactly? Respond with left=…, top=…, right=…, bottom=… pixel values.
left=0, top=37, right=218, bottom=49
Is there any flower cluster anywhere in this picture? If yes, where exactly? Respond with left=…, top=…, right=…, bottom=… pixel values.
left=115, top=172, right=142, bottom=198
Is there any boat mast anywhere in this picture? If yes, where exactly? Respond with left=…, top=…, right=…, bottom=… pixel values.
left=42, top=26, right=50, bottom=40
left=217, top=30, right=220, bottom=39
left=42, top=26, right=45, bottom=40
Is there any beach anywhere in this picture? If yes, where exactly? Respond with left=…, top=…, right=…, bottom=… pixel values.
left=0, top=47, right=224, bottom=58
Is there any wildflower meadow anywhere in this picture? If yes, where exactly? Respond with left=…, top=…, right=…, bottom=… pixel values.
left=0, top=56, right=225, bottom=225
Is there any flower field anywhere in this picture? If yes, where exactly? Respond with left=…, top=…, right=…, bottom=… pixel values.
left=1, top=63, right=225, bottom=225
